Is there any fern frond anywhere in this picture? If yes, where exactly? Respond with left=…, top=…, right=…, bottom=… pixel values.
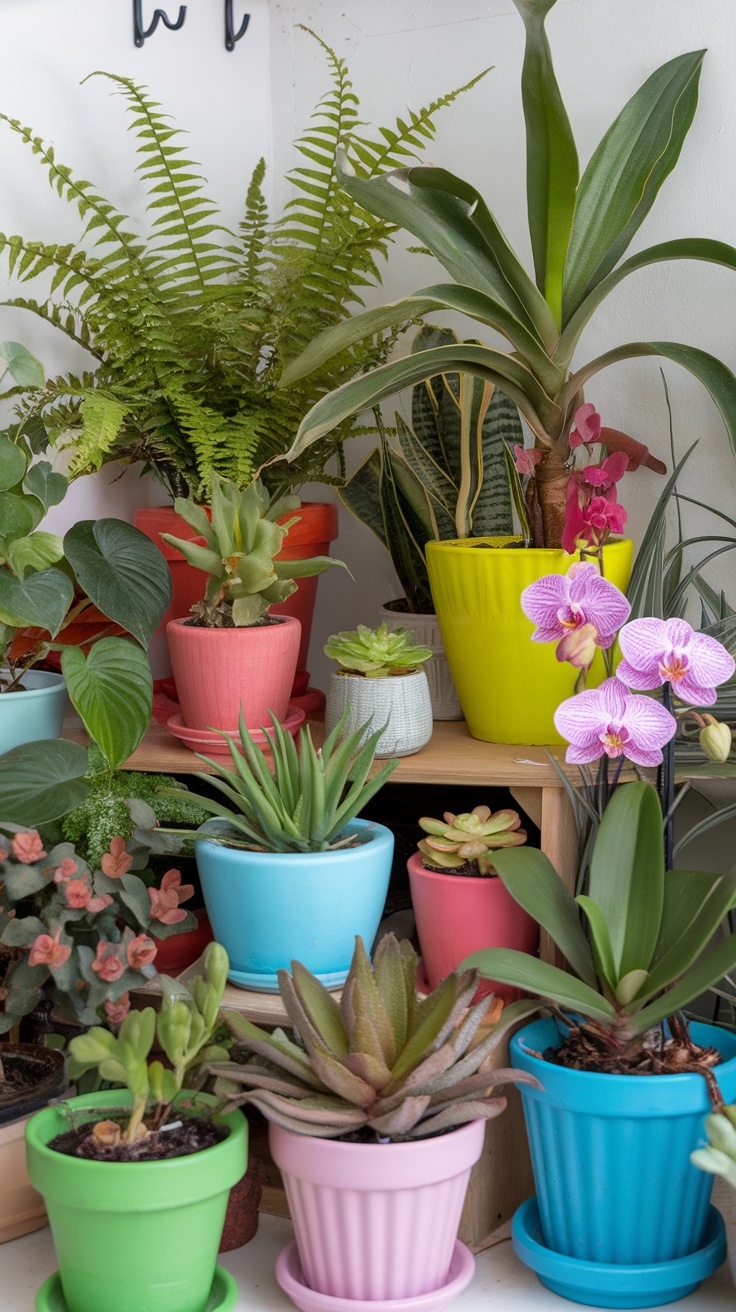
left=0, top=297, right=101, bottom=358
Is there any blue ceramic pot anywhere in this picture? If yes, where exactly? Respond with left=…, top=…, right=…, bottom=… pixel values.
left=194, top=818, right=394, bottom=991
left=0, top=670, right=67, bottom=754
left=511, top=1018, right=736, bottom=1268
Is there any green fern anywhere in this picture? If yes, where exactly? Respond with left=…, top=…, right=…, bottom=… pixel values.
left=4, top=34, right=488, bottom=499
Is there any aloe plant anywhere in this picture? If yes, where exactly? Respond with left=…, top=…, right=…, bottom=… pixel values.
left=209, top=934, right=539, bottom=1140
left=463, top=781, right=736, bottom=1056
left=281, top=2, right=736, bottom=548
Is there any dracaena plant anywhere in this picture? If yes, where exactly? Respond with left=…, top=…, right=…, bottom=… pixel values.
left=280, top=0, right=736, bottom=547
left=209, top=934, right=539, bottom=1141
left=67, top=942, right=230, bottom=1143
left=324, top=623, right=432, bottom=677
left=161, top=475, right=344, bottom=627
left=418, top=805, right=527, bottom=875
left=463, top=782, right=736, bottom=1070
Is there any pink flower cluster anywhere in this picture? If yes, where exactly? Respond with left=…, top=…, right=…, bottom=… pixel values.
left=53, top=857, right=114, bottom=914
left=148, top=869, right=194, bottom=925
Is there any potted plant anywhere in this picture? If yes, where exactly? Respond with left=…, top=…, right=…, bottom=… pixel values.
left=160, top=475, right=344, bottom=741
left=144, top=711, right=399, bottom=992
left=25, top=942, right=247, bottom=1312
left=461, top=780, right=736, bottom=1307
left=324, top=622, right=433, bottom=757
left=0, top=1040, right=66, bottom=1245
left=409, top=805, right=537, bottom=1001
left=208, top=934, right=539, bottom=1306
left=281, top=1, right=736, bottom=742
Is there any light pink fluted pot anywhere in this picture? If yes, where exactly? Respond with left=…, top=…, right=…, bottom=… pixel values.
left=166, top=615, right=300, bottom=731
left=269, top=1119, right=484, bottom=1301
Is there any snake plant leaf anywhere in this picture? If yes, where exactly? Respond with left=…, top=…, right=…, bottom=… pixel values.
left=490, top=846, right=598, bottom=988
left=394, top=416, right=455, bottom=539
left=60, top=637, right=153, bottom=772
left=562, top=50, right=705, bottom=320
left=561, top=342, right=736, bottom=460
left=339, top=449, right=388, bottom=547
left=575, top=895, right=617, bottom=992
left=631, top=931, right=736, bottom=1035
left=588, top=782, right=664, bottom=980
left=513, top=0, right=578, bottom=326
left=64, top=518, right=172, bottom=649
left=461, top=947, right=616, bottom=1021
left=468, top=387, right=522, bottom=537
left=633, top=870, right=736, bottom=1004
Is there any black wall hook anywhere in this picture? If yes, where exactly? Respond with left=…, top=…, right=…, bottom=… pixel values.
left=133, top=0, right=187, bottom=47
left=225, top=0, right=250, bottom=51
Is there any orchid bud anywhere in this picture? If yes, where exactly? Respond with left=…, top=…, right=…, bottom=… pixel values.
left=556, top=622, right=598, bottom=669
left=699, top=716, right=732, bottom=764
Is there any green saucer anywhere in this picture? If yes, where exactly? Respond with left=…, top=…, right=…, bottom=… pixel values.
left=35, top=1265, right=238, bottom=1312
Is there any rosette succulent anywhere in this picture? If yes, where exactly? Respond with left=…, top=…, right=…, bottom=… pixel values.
left=324, top=623, right=432, bottom=677
left=418, top=806, right=527, bottom=875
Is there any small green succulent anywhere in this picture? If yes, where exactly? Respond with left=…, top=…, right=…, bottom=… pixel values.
left=161, top=475, right=344, bottom=627
left=210, top=934, right=539, bottom=1141
left=692, top=1105, right=736, bottom=1190
left=324, top=623, right=432, bottom=677
left=418, top=805, right=527, bottom=876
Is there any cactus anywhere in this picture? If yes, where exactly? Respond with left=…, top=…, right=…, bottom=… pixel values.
left=208, top=935, right=539, bottom=1141
left=418, top=805, right=527, bottom=875
left=324, top=623, right=432, bottom=677
left=161, top=475, right=344, bottom=627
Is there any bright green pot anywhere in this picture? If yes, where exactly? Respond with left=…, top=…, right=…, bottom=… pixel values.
left=426, top=538, right=633, bottom=745
left=26, top=1090, right=247, bottom=1312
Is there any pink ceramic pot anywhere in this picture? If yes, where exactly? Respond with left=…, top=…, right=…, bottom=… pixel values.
left=269, top=1119, right=484, bottom=1301
left=407, top=851, right=539, bottom=1003
left=166, top=615, right=301, bottom=731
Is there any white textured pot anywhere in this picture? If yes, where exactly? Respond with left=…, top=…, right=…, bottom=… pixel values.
left=325, top=670, right=432, bottom=757
left=379, top=602, right=463, bottom=721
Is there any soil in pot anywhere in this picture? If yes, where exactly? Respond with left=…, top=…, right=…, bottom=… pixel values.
left=539, top=1015, right=722, bottom=1083
left=48, top=1114, right=227, bottom=1163
left=0, top=1044, right=66, bottom=1126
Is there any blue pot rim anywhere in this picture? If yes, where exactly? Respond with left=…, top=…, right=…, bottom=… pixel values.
left=0, top=669, right=66, bottom=700
left=194, top=816, right=394, bottom=857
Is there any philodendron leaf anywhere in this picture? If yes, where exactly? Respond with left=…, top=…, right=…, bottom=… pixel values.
left=0, top=342, right=44, bottom=389
left=0, top=739, right=90, bottom=825
left=0, top=492, right=36, bottom=542
left=22, top=460, right=67, bottom=510
left=491, top=846, right=598, bottom=988
left=63, top=518, right=171, bottom=648
left=6, top=532, right=64, bottom=580
left=0, top=565, right=74, bottom=634
left=61, top=637, right=152, bottom=771
left=0, top=434, right=26, bottom=491
left=588, top=782, right=664, bottom=980
left=461, top=947, right=616, bottom=1022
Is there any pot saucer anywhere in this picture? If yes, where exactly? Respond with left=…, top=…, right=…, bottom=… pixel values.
left=35, top=1265, right=238, bottom=1312
left=227, top=964, right=348, bottom=993
left=512, top=1197, right=726, bottom=1309
left=275, top=1239, right=475, bottom=1312
left=167, top=703, right=306, bottom=757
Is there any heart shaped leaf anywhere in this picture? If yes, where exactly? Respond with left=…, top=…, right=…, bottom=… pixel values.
left=22, top=460, right=68, bottom=510
left=0, top=739, right=90, bottom=825
left=0, top=342, right=44, bottom=389
left=6, top=532, right=64, bottom=580
left=63, top=519, right=171, bottom=649
left=0, top=435, right=26, bottom=491
left=0, top=566, right=74, bottom=634
left=61, top=637, right=152, bottom=770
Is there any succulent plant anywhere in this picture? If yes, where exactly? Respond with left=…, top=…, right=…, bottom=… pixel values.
left=418, top=806, right=527, bottom=875
left=692, top=1105, right=736, bottom=1190
left=151, top=708, right=400, bottom=855
left=67, top=942, right=231, bottom=1143
left=324, top=623, right=432, bottom=677
left=161, top=475, right=344, bottom=627
left=209, top=934, right=539, bottom=1141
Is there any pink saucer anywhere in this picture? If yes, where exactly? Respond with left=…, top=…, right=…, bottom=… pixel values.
left=275, top=1240, right=475, bottom=1312
left=167, top=703, right=306, bottom=758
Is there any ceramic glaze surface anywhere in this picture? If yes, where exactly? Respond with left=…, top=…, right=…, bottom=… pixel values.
left=378, top=605, right=463, bottom=721
left=325, top=671, right=433, bottom=757
left=426, top=539, right=633, bottom=744
left=167, top=614, right=300, bottom=731
left=0, top=671, right=67, bottom=754
left=275, top=1239, right=476, bottom=1312
left=511, top=1018, right=736, bottom=1267
left=270, top=1120, right=485, bottom=1301
left=194, top=819, right=393, bottom=991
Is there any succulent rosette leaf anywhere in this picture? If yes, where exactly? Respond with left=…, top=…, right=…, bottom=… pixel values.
left=418, top=805, right=527, bottom=874
left=325, top=623, right=432, bottom=677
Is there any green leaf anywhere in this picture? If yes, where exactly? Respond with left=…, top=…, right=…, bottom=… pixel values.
left=562, top=51, right=705, bottom=320
left=6, top=531, right=64, bottom=580
left=0, top=491, right=36, bottom=541
left=513, top=0, right=578, bottom=325
left=22, top=460, right=67, bottom=510
left=63, top=518, right=171, bottom=648
left=0, top=739, right=90, bottom=825
left=491, top=846, right=598, bottom=988
left=0, top=434, right=26, bottom=491
left=0, top=565, right=73, bottom=634
left=575, top=895, right=617, bottom=991
left=588, top=782, right=663, bottom=978
left=461, top=947, right=615, bottom=1021
left=635, top=869, right=736, bottom=1003
left=61, top=637, right=152, bottom=771
left=0, top=341, right=44, bottom=388
left=632, top=931, right=736, bottom=1034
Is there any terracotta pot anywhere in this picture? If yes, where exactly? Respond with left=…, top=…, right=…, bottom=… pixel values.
left=9, top=606, right=127, bottom=661
left=219, top=1158, right=263, bottom=1253
left=133, top=506, right=209, bottom=628
left=167, top=614, right=301, bottom=731
left=152, top=909, right=214, bottom=976
left=407, top=852, right=539, bottom=1002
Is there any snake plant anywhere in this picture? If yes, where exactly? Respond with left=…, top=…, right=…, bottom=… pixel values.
left=282, top=0, right=736, bottom=548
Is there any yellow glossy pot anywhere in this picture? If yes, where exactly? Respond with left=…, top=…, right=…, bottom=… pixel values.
left=425, top=538, right=633, bottom=745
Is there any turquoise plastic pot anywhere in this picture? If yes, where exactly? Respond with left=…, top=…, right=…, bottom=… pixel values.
left=26, top=1089, right=247, bottom=1312
left=195, top=819, right=394, bottom=991
left=511, top=1019, right=736, bottom=1269
left=0, top=670, right=67, bottom=754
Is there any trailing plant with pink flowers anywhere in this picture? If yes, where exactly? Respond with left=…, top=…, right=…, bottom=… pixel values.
left=0, top=828, right=196, bottom=1034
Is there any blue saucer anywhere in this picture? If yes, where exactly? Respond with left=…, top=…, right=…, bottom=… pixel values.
left=512, top=1198, right=726, bottom=1309
left=35, top=1265, right=238, bottom=1312
left=227, top=966, right=347, bottom=993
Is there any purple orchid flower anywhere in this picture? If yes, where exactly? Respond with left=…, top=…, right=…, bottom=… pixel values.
left=554, top=676, right=677, bottom=766
left=521, top=562, right=631, bottom=650
left=617, top=617, right=735, bottom=706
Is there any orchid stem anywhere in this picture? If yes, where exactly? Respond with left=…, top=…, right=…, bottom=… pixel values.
left=661, top=683, right=675, bottom=870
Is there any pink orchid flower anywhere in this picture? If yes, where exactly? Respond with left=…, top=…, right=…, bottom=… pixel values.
left=521, top=561, right=631, bottom=650
left=617, top=617, right=736, bottom=706
left=569, top=403, right=601, bottom=449
left=556, top=623, right=599, bottom=669
left=11, top=831, right=46, bottom=864
left=91, top=941, right=125, bottom=983
left=28, top=928, right=71, bottom=970
left=104, top=993, right=130, bottom=1026
left=127, top=934, right=158, bottom=969
left=513, top=444, right=543, bottom=477
left=101, top=837, right=133, bottom=879
left=53, top=857, right=79, bottom=884
left=554, top=676, right=677, bottom=767
left=148, top=869, right=194, bottom=925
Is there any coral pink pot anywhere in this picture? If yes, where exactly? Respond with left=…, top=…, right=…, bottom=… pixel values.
left=166, top=615, right=301, bottom=731
left=407, top=852, right=539, bottom=1003
left=269, top=1119, right=484, bottom=1301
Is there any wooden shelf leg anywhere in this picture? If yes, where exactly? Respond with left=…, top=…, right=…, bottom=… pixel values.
left=538, top=786, right=578, bottom=969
